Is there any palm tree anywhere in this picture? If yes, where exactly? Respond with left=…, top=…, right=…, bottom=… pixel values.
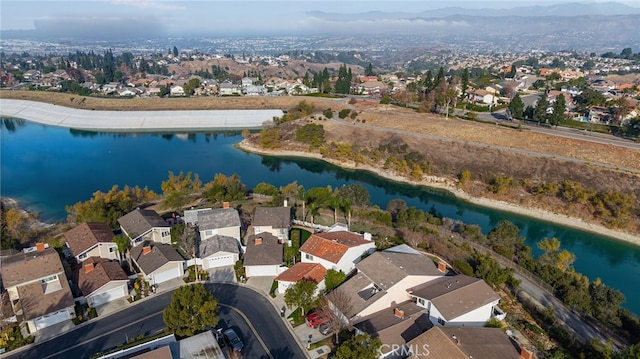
left=113, top=235, right=130, bottom=265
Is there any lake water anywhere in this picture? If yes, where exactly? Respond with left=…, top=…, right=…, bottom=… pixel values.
left=1, top=118, right=639, bottom=315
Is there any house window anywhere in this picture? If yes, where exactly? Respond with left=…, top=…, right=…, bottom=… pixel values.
left=437, top=317, right=445, bottom=325
left=205, top=230, right=213, bottom=237
left=109, top=247, right=117, bottom=253
left=78, top=253, right=87, bottom=260
left=305, top=253, right=313, bottom=260
left=161, top=231, right=170, bottom=237
left=417, top=298, right=425, bottom=306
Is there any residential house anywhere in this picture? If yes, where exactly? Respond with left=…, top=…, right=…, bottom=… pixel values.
left=130, top=241, right=184, bottom=285
left=468, top=89, right=496, bottom=105
left=405, top=326, right=527, bottom=359
left=353, top=301, right=433, bottom=358
left=0, top=245, right=75, bottom=332
left=191, top=206, right=241, bottom=241
left=275, top=262, right=327, bottom=294
left=332, top=247, right=444, bottom=320
left=243, top=233, right=284, bottom=277
left=64, top=222, right=118, bottom=262
left=252, top=206, right=291, bottom=244
left=299, top=231, right=376, bottom=274
left=198, top=234, right=240, bottom=270
left=118, top=208, right=171, bottom=247
left=241, top=77, right=257, bottom=87
left=77, top=257, right=129, bottom=308
left=101, top=82, right=120, bottom=94
left=219, top=81, right=238, bottom=95
left=170, top=85, right=185, bottom=96
left=407, top=274, right=503, bottom=327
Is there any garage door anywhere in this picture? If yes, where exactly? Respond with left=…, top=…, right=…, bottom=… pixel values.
left=91, top=286, right=126, bottom=307
left=153, top=267, right=180, bottom=284
left=34, top=309, right=70, bottom=330
left=246, top=265, right=278, bottom=277
left=207, top=255, right=235, bottom=269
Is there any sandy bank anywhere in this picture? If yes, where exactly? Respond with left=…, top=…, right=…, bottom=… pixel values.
left=0, top=99, right=283, bottom=131
left=236, top=140, right=640, bottom=247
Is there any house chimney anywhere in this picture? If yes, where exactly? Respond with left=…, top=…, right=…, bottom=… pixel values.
left=394, top=307, right=405, bottom=318
left=36, top=243, right=46, bottom=251
left=437, top=262, right=447, bottom=273
left=283, top=198, right=288, bottom=207
left=255, top=237, right=263, bottom=245
left=223, top=202, right=230, bottom=209
left=520, top=348, right=534, bottom=359
left=142, top=246, right=152, bottom=255
left=363, top=232, right=372, bottom=241
left=84, top=263, right=95, bottom=274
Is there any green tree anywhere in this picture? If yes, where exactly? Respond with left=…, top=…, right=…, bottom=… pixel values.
left=161, top=171, right=201, bottom=210
left=253, top=182, right=279, bottom=196
left=113, top=235, right=130, bottom=263
left=537, top=237, right=575, bottom=272
left=163, top=283, right=219, bottom=338
left=284, top=279, right=318, bottom=316
left=336, top=183, right=370, bottom=207
left=204, top=173, right=247, bottom=203
left=260, top=127, right=281, bottom=149
left=460, top=68, right=469, bottom=99
left=172, top=46, right=179, bottom=57
left=335, top=334, right=382, bottom=359
left=364, top=63, right=374, bottom=76
left=534, top=93, right=549, bottom=125
left=183, top=78, right=201, bottom=96
left=549, top=94, right=566, bottom=127
left=325, top=269, right=347, bottom=292
left=334, top=64, right=352, bottom=94
left=508, top=93, right=524, bottom=120
left=66, top=185, right=158, bottom=228
left=473, top=253, right=513, bottom=287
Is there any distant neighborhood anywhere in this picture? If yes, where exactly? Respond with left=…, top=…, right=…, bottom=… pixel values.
left=1, top=47, right=639, bottom=132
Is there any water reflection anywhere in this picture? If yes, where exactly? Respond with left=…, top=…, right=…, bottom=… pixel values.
left=1, top=118, right=26, bottom=132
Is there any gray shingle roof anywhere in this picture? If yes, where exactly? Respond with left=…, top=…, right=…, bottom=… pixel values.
left=353, top=301, right=432, bottom=354
left=243, top=233, right=283, bottom=266
left=355, top=252, right=442, bottom=291
left=408, top=275, right=499, bottom=321
left=198, top=235, right=240, bottom=258
left=118, top=208, right=168, bottom=236
left=253, top=206, right=291, bottom=228
left=130, top=241, right=184, bottom=274
left=197, top=208, right=241, bottom=230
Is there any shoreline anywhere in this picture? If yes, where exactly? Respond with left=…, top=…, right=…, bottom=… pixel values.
left=236, top=139, right=640, bottom=248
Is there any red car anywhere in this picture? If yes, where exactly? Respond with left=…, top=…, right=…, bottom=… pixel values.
left=306, top=312, right=328, bottom=328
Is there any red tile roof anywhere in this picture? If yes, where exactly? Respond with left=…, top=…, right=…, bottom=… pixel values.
left=276, top=262, right=327, bottom=284
left=299, top=231, right=371, bottom=264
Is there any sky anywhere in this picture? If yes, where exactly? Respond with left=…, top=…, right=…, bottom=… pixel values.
left=1, top=0, right=638, bottom=38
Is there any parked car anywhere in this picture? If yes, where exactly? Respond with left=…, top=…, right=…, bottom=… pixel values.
left=306, top=312, right=328, bottom=328
left=224, top=328, right=244, bottom=352
left=319, top=322, right=332, bottom=335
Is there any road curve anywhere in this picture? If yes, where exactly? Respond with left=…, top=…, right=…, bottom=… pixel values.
left=3, top=283, right=306, bottom=359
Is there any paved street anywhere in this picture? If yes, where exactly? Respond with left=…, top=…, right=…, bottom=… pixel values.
left=4, top=284, right=306, bottom=359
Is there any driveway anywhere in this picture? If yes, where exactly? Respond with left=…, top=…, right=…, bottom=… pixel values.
left=245, top=276, right=276, bottom=295
left=207, top=265, right=236, bottom=283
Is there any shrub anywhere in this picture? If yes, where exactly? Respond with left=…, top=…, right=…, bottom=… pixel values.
left=380, top=96, right=392, bottom=104
left=296, top=124, right=325, bottom=147
left=338, top=109, right=351, bottom=119
left=323, top=108, right=333, bottom=118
